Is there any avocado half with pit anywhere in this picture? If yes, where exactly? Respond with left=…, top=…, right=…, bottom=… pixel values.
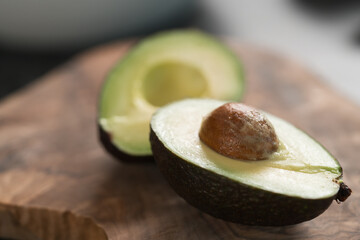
left=98, top=30, right=244, bottom=161
left=150, top=99, right=351, bottom=226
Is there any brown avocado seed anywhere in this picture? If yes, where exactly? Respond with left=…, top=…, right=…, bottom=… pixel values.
left=199, top=103, right=279, bottom=160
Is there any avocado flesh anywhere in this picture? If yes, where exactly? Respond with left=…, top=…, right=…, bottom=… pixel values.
left=99, top=30, right=244, bottom=157
left=150, top=99, right=343, bottom=225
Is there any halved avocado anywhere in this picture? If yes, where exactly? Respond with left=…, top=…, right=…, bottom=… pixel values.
left=98, top=30, right=244, bottom=161
left=150, top=99, right=351, bottom=226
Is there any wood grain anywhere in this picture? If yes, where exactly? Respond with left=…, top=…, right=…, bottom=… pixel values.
left=0, top=40, right=359, bottom=239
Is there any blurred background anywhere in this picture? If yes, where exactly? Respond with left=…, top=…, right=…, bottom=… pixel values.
left=1, top=0, right=360, bottom=104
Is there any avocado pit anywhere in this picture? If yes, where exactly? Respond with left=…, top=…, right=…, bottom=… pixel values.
left=199, top=102, right=279, bottom=160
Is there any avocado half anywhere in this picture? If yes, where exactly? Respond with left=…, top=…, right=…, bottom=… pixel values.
left=150, top=99, right=351, bottom=226
left=98, top=30, right=244, bottom=161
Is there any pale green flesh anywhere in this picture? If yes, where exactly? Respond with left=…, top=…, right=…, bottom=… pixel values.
left=99, top=30, right=244, bottom=156
left=151, top=99, right=342, bottom=199
left=100, top=111, right=152, bottom=155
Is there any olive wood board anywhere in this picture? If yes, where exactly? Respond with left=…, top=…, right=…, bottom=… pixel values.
left=0, top=40, right=359, bottom=240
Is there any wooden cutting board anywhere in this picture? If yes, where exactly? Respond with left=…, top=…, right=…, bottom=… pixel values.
left=0, top=40, right=359, bottom=240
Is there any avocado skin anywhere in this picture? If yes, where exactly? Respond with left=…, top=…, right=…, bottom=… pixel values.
left=98, top=125, right=153, bottom=163
left=150, top=128, right=336, bottom=226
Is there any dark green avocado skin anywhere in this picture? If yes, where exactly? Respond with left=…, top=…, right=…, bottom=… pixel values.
left=150, top=128, right=336, bottom=226
left=98, top=125, right=153, bottom=163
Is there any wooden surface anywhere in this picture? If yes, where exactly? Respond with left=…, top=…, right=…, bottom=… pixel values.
left=0, top=40, right=359, bottom=240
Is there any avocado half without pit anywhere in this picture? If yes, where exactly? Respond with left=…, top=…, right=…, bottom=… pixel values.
left=150, top=99, right=351, bottom=226
left=98, top=30, right=244, bottom=162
